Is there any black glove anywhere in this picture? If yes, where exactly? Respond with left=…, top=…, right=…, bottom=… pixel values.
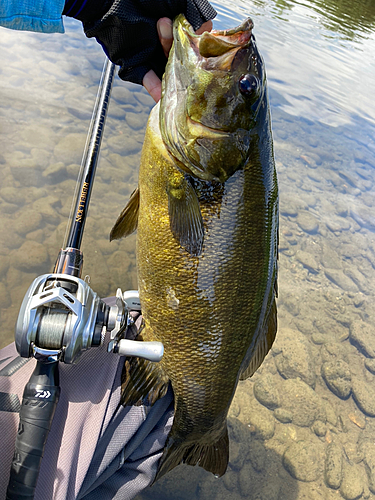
left=63, top=0, right=216, bottom=85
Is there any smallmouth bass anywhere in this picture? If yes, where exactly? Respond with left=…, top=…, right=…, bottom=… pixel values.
left=111, top=14, right=278, bottom=481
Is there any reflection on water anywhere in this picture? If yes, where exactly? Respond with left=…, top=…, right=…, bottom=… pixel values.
left=252, top=0, right=375, bottom=41
left=0, top=0, right=375, bottom=498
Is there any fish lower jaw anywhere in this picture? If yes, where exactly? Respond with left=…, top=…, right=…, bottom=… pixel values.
left=187, top=115, right=231, bottom=140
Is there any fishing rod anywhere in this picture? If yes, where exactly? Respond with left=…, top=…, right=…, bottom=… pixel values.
left=6, top=58, right=163, bottom=500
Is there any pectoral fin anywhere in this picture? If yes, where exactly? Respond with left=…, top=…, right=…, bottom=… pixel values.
left=121, top=339, right=170, bottom=406
left=110, top=187, right=140, bottom=241
left=167, top=176, right=204, bottom=256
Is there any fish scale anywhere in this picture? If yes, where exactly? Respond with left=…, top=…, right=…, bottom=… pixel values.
left=111, top=14, right=278, bottom=482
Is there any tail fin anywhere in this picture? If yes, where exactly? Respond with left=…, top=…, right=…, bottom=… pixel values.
left=154, top=426, right=229, bottom=483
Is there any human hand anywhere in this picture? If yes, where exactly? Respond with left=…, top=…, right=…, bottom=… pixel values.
left=143, top=18, right=213, bottom=102
left=74, top=0, right=216, bottom=93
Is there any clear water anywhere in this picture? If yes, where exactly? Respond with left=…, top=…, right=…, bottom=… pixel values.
left=1, top=0, right=375, bottom=499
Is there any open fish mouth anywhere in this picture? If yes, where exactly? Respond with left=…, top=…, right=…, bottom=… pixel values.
left=180, top=16, right=254, bottom=59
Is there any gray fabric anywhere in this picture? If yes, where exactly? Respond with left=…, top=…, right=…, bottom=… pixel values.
left=0, top=298, right=174, bottom=500
left=0, top=392, right=21, bottom=413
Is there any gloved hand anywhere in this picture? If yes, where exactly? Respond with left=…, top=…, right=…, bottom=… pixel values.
left=63, top=0, right=216, bottom=99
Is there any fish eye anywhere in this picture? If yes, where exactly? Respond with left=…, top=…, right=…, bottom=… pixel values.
left=238, top=74, right=259, bottom=96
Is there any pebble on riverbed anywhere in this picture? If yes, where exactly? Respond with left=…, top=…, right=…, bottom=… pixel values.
left=325, top=441, right=343, bottom=489
left=253, top=373, right=281, bottom=410
left=352, top=377, right=375, bottom=417
left=277, top=378, right=325, bottom=427
left=296, top=211, right=319, bottom=234
left=321, top=359, right=352, bottom=399
left=350, top=321, right=375, bottom=358
left=283, top=439, right=324, bottom=482
left=273, top=328, right=316, bottom=388
left=11, top=240, right=50, bottom=272
left=340, top=463, right=364, bottom=500
left=364, top=358, right=375, bottom=374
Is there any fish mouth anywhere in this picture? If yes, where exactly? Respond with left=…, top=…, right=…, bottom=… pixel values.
left=172, top=15, right=256, bottom=134
left=176, top=14, right=253, bottom=64
left=187, top=115, right=230, bottom=139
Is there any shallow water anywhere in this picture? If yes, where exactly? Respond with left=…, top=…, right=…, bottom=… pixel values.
left=1, top=0, right=375, bottom=499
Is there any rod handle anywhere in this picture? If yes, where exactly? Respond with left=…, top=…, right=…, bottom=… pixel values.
left=6, top=362, right=60, bottom=500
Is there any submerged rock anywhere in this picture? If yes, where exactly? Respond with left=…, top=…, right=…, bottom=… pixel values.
left=325, top=442, right=343, bottom=489
left=321, top=359, right=352, bottom=399
left=278, top=379, right=325, bottom=427
left=297, top=211, right=319, bottom=234
left=253, top=373, right=280, bottom=410
left=324, top=268, right=358, bottom=293
left=125, top=111, right=148, bottom=130
left=42, top=162, right=67, bottom=183
left=350, top=321, right=375, bottom=358
left=238, top=398, right=275, bottom=440
left=351, top=205, right=375, bottom=231
left=326, top=216, right=351, bottom=233
left=106, top=135, right=141, bottom=156
left=340, top=464, right=364, bottom=500
left=321, top=245, right=342, bottom=269
left=227, top=418, right=249, bottom=471
left=111, top=85, right=137, bottom=105
left=0, top=186, right=25, bottom=205
left=312, top=420, right=327, bottom=437
left=352, top=377, right=375, bottom=417
left=0, top=282, right=11, bottom=309
left=54, top=133, right=87, bottom=165
left=365, top=358, right=375, bottom=375
left=13, top=210, right=42, bottom=236
left=283, top=439, right=324, bottom=482
left=248, top=440, right=266, bottom=473
left=274, top=408, right=293, bottom=424
left=295, top=250, right=319, bottom=273
left=32, top=196, right=61, bottom=225
left=274, top=329, right=316, bottom=387
left=11, top=240, right=49, bottom=272
left=361, top=441, right=375, bottom=494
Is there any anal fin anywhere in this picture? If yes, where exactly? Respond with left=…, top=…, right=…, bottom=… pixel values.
left=110, top=187, right=140, bottom=241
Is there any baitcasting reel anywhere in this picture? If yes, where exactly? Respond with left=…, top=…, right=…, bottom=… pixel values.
left=15, top=267, right=163, bottom=365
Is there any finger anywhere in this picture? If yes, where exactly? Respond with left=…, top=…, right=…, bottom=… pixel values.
left=157, top=17, right=173, bottom=59
left=195, top=20, right=213, bottom=35
left=143, top=69, right=162, bottom=103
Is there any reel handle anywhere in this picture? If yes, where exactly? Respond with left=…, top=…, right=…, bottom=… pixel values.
left=6, top=359, right=60, bottom=500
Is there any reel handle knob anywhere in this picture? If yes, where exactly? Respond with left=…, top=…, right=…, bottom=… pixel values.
left=116, top=339, right=164, bottom=362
